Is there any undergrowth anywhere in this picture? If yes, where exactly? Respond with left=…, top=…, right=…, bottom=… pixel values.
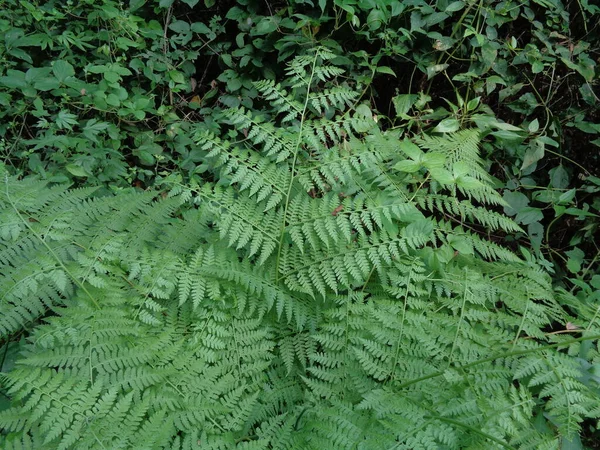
left=1, top=48, right=599, bottom=449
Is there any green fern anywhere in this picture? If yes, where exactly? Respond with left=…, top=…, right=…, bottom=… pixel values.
left=1, top=48, right=599, bottom=449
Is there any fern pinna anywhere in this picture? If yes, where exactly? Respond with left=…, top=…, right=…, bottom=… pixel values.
left=1, top=48, right=599, bottom=449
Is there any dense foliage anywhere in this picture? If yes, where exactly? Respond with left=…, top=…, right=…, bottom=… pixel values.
left=1, top=0, right=599, bottom=448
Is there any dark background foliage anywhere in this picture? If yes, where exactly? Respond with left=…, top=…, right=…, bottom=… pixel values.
left=0, top=0, right=599, bottom=446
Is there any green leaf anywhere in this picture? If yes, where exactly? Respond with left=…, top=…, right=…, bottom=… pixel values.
left=130, top=0, right=146, bottom=12
left=104, top=72, right=121, bottom=83
left=531, top=61, right=544, bottom=73
left=516, top=207, right=543, bottom=225
left=394, top=160, right=421, bottom=173
left=392, top=94, right=418, bottom=117
left=466, top=97, right=480, bottom=111
left=433, top=118, right=460, bottom=133
left=168, top=71, right=185, bottom=84
left=66, top=164, right=88, bottom=177
left=52, top=60, right=75, bottom=82
left=252, top=17, right=278, bottom=36
left=558, top=188, right=576, bottom=205
left=0, top=70, right=27, bottom=89
left=446, top=1, right=465, bottom=12
left=448, top=235, right=474, bottom=255
left=565, top=247, right=585, bottom=273
left=422, top=153, right=445, bottom=169
left=367, top=9, right=386, bottom=30
left=34, top=77, right=60, bottom=91
left=398, top=139, right=423, bottom=160
left=226, top=6, right=245, bottom=20
left=503, top=191, right=529, bottom=216
left=227, top=77, right=242, bottom=91
left=528, top=222, right=543, bottom=253
left=169, top=20, right=190, bottom=34
left=106, top=94, right=121, bottom=106
left=426, top=63, right=449, bottom=79
left=429, top=168, right=454, bottom=185
left=355, top=104, right=372, bottom=118
left=376, top=66, right=396, bottom=76
left=82, top=119, right=110, bottom=143
left=55, top=110, right=78, bottom=130
left=191, top=22, right=211, bottom=34
left=521, top=139, right=545, bottom=170
left=528, top=119, right=540, bottom=133
left=550, top=165, right=569, bottom=189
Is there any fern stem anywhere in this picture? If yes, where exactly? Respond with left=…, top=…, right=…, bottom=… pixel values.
left=275, top=49, right=320, bottom=282
left=4, top=176, right=100, bottom=309
left=388, top=270, right=411, bottom=383
left=428, top=415, right=515, bottom=449
left=396, top=333, right=600, bottom=390
left=585, top=306, right=600, bottom=333
left=447, top=269, right=469, bottom=367
left=511, top=289, right=530, bottom=352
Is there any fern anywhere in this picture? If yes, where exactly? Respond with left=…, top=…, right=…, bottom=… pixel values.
left=1, top=48, right=599, bottom=449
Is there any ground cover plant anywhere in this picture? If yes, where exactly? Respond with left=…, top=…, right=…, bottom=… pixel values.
left=1, top=0, right=599, bottom=448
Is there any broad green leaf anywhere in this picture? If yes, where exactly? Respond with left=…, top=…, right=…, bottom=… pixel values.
left=226, top=6, right=245, bottom=20
left=52, top=60, right=75, bottom=82
left=446, top=1, right=465, bottom=12
left=168, top=71, right=185, bottom=84
left=528, top=119, right=540, bottom=133
left=34, top=77, right=60, bottom=91
left=516, top=207, right=543, bottom=225
left=376, top=66, right=396, bottom=76
left=448, top=235, right=474, bottom=255
left=392, top=94, right=418, bottom=117
left=394, top=160, right=421, bottom=173
left=503, top=191, right=529, bottom=216
left=106, top=94, right=121, bottom=106
left=227, top=77, right=242, bottom=91
left=252, top=17, right=278, bottom=36
left=0, top=70, right=27, bottom=88
left=466, top=97, right=480, bottom=111
left=398, top=139, right=423, bottom=160
left=66, top=164, right=88, bottom=177
left=433, top=118, right=460, bottom=133
left=565, top=247, right=585, bottom=273
left=549, top=165, right=569, bottom=189
left=104, top=72, right=121, bottom=83
left=452, top=161, right=470, bottom=177
left=558, top=188, right=576, bottom=204
left=426, top=63, right=449, bottom=79
left=528, top=222, right=544, bottom=253
left=367, top=9, right=386, bottom=30
left=423, top=153, right=445, bottom=169
left=130, top=0, right=146, bottom=12
left=169, top=20, right=190, bottom=34
left=355, top=104, right=372, bottom=118
left=521, top=139, right=545, bottom=170
left=191, top=22, right=211, bottom=34
left=429, top=168, right=454, bottom=185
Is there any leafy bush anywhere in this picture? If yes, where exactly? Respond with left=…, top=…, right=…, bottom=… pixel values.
left=1, top=49, right=599, bottom=449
